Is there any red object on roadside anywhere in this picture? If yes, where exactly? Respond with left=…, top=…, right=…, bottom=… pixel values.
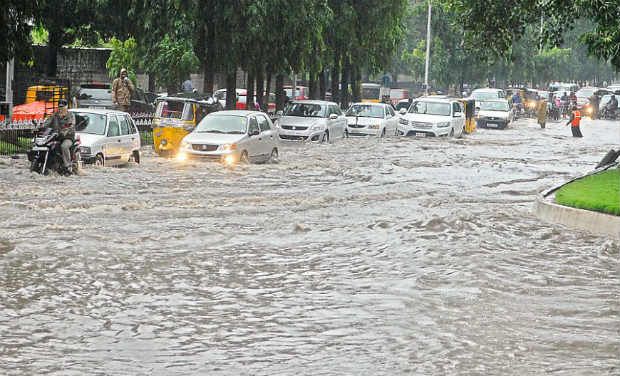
left=11, top=101, right=54, bottom=122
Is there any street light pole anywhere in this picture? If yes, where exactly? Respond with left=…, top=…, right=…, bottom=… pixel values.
left=424, top=0, right=432, bottom=96
left=5, top=58, right=14, bottom=120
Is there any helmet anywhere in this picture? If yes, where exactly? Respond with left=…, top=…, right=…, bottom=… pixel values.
left=58, top=99, right=68, bottom=108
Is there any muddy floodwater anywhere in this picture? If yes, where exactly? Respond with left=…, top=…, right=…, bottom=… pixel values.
left=0, top=118, right=618, bottom=375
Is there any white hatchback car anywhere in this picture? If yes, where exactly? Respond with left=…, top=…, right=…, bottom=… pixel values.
left=72, top=108, right=141, bottom=166
left=397, top=97, right=465, bottom=138
left=275, top=100, right=347, bottom=142
left=345, top=102, right=399, bottom=137
left=179, top=110, right=279, bottom=164
left=470, top=88, right=506, bottom=108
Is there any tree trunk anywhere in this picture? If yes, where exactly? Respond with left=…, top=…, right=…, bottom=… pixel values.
left=246, top=68, right=255, bottom=111
left=255, top=67, right=264, bottom=111
left=331, top=53, right=340, bottom=104
left=46, top=29, right=62, bottom=77
left=203, top=25, right=216, bottom=94
left=225, top=70, right=237, bottom=110
left=265, top=69, right=272, bottom=112
left=319, top=69, right=326, bottom=100
left=166, top=83, right=177, bottom=96
left=351, top=65, right=361, bottom=103
left=148, top=74, right=156, bottom=92
left=308, top=72, right=318, bottom=100
left=275, top=73, right=285, bottom=112
left=340, top=59, right=351, bottom=109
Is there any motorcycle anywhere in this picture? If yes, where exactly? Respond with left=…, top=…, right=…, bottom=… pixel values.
left=27, top=128, right=81, bottom=175
left=600, top=106, right=618, bottom=120
left=512, top=103, right=522, bottom=120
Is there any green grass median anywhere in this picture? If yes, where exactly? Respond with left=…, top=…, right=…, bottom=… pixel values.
left=555, top=169, right=620, bottom=216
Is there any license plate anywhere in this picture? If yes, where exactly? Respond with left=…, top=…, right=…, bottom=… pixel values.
left=415, top=132, right=427, bottom=137
left=32, top=146, right=48, bottom=151
left=487, top=123, right=498, bottom=128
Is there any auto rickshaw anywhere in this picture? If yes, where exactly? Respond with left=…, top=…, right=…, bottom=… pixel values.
left=459, top=98, right=476, bottom=134
left=521, top=88, right=539, bottom=118
left=152, top=94, right=222, bottom=156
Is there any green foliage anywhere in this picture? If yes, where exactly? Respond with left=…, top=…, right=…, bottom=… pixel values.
left=145, top=35, right=199, bottom=91
left=106, top=37, right=139, bottom=81
left=2, top=1, right=36, bottom=62
left=555, top=169, right=620, bottom=216
left=31, top=26, right=49, bottom=45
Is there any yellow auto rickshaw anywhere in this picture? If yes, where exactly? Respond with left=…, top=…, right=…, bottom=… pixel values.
left=459, top=98, right=476, bottom=134
left=152, top=94, right=222, bottom=156
left=25, top=85, right=69, bottom=105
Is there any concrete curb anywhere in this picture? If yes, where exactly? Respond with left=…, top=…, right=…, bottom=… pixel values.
left=534, top=194, right=620, bottom=239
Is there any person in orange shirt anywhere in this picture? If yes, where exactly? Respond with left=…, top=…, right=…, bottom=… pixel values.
left=565, top=105, right=583, bottom=137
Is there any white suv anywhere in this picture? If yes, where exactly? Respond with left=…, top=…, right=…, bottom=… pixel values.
left=397, top=97, right=465, bottom=138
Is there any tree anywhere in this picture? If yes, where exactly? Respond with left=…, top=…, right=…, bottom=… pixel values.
left=145, top=36, right=199, bottom=94
left=2, top=1, right=37, bottom=63
left=106, top=37, right=140, bottom=81
left=443, top=0, right=620, bottom=70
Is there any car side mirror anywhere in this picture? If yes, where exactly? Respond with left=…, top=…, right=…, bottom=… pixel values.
left=328, top=113, right=338, bottom=120
left=399, top=108, right=407, bottom=115
left=250, top=129, right=260, bottom=136
left=276, top=110, right=283, bottom=116
left=454, top=112, right=463, bottom=117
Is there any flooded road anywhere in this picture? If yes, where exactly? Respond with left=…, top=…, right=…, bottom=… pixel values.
left=0, top=118, right=618, bottom=375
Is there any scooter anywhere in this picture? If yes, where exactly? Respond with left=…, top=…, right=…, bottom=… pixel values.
left=27, top=128, right=81, bottom=175
left=600, top=107, right=618, bottom=120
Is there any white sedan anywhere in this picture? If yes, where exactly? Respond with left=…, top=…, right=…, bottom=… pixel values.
left=345, top=102, right=399, bottom=137
left=179, top=110, right=279, bottom=164
left=275, top=100, right=347, bottom=142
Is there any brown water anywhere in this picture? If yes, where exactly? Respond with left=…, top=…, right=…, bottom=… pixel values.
left=0, top=118, right=618, bottom=375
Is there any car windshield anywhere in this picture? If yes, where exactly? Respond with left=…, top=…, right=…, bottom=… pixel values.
left=362, top=87, right=380, bottom=100
left=576, top=88, right=595, bottom=97
left=74, top=112, right=107, bottom=135
left=408, top=101, right=451, bottom=116
left=155, top=100, right=193, bottom=120
left=285, top=88, right=304, bottom=97
left=479, top=101, right=509, bottom=111
left=283, top=103, right=326, bottom=118
left=196, top=115, right=247, bottom=134
left=346, top=104, right=384, bottom=118
left=472, top=91, right=500, bottom=100
left=78, top=88, right=111, bottom=100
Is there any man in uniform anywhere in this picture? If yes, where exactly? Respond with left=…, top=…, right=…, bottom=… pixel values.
left=112, top=68, right=135, bottom=112
left=44, top=99, right=76, bottom=174
left=565, top=105, right=583, bottom=138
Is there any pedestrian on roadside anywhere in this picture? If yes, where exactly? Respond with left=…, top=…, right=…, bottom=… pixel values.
left=181, top=77, right=194, bottom=93
left=112, top=68, right=135, bottom=113
left=565, top=105, right=583, bottom=138
left=536, top=99, right=547, bottom=128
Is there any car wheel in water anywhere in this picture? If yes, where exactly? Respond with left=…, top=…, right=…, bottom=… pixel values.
left=95, top=153, right=105, bottom=167
left=240, top=151, right=249, bottom=164
left=381, top=128, right=386, bottom=138
left=449, top=128, right=454, bottom=137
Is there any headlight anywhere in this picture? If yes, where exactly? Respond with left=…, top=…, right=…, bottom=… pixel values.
left=399, top=118, right=409, bottom=125
left=311, top=124, right=324, bottom=130
left=221, top=143, right=237, bottom=151
left=79, top=146, right=91, bottom=155
left=180, top=141, right=191, bottom=150
left=437, top=122, right=451, bottom=128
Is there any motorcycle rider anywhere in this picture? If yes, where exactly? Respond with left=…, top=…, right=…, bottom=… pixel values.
left=44, top=99, right=75, bottom=175
left=589, top=93, right=599, bottom=120
left=604, top=94, right=618, bottom=118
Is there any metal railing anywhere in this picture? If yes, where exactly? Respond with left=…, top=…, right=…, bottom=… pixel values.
left=0, top=113, right=155, bottom=156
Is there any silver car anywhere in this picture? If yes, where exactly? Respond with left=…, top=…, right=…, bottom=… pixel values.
left=179, top=111, right=279, bottom=164
left=275, top=100, right=347, bottom=142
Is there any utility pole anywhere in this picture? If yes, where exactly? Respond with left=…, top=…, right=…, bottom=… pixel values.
left=4, top=58, right=14, bottom=120
left=424, top=0, right=432, bottom=96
